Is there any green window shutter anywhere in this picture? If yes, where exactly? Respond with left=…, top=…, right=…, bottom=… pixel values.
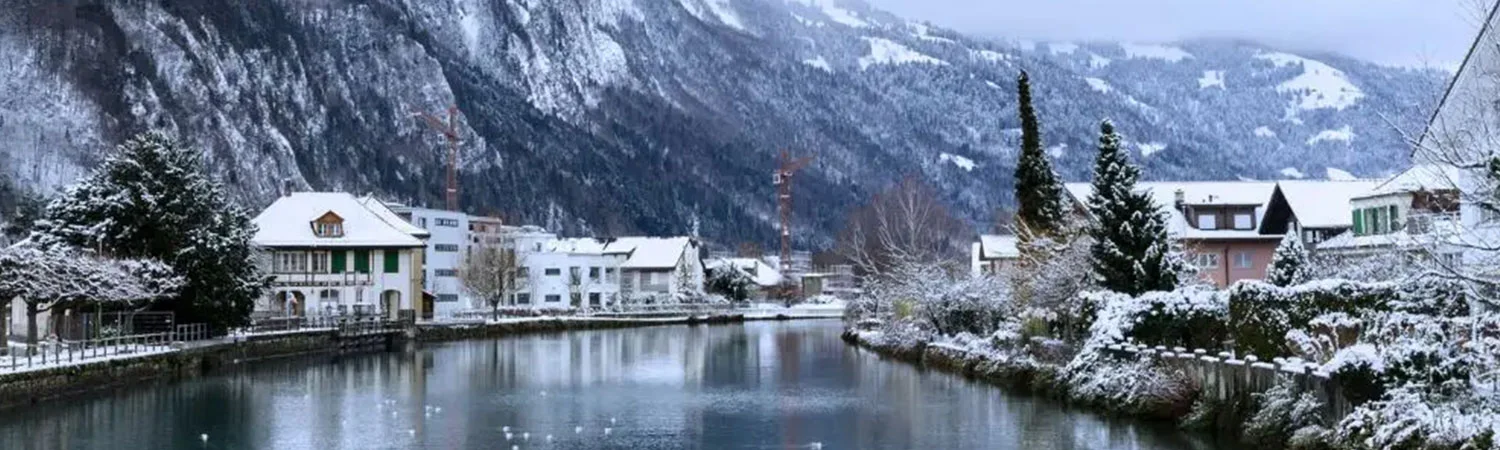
left=354, top=250, right=370, bottom=273
left=384, top=250, right=400, bottom=273
left=1352, top=209, right=1363, bottom=235
left=331, top=251, right=347, bottom=273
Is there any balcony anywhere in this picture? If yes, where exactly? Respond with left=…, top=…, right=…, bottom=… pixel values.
left=269, top=271, right=377, bottom=287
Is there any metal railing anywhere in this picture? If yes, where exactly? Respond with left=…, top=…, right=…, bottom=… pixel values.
left=0, top=324, right=211, bottom=373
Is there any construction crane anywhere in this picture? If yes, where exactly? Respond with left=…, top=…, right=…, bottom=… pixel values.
left=774, top=150, right=814, bottom=272
left=413, top=105, right=463, bottom=211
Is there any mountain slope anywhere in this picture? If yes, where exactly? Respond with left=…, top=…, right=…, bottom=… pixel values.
left=0, top=0, right=1445, bottom=248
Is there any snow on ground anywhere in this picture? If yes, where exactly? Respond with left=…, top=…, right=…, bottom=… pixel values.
left=1198, top=70, right=1224, bottom=89
left=1084, top=77, right=1112, bottom=94
left=974, top=50, right=1011, bottom=64
left=984, top=80, right=1001, bottom=89
left=787, top=0, right=868, bottom=27
left=1137, top=142, right=1167, bottom=157
left=1011, top=39, right=1037, bottom=51
left=802, top=56, right=832, bottom=72
left=909, top=22, right=955, bottom=44
left=1254, top=51, right=1364, bottom=111
left=1119, top=43, right=1193, bottom=62
left=940, top=153, right=976, bottom=171
left=1048, top=42, right=1079, bottom=54
left=1326, top=167, right=1358, bottom=181
left=1280, top=167, right=1307, bottom=179
left=1253, top=126, right=1277, bottom=138
left=1089, top=54, right=1111, bottom=69
left=1305, top=125, right=1355, bottom=145
left=859, top=37, right=947, bottom=70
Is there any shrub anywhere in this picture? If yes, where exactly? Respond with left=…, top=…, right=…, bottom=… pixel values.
left=1228, top=279, right=1397, bottom=357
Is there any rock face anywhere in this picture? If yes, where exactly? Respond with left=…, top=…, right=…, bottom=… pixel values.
left=0, top=0, right=1444, bottom=246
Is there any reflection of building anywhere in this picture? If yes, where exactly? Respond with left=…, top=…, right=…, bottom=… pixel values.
left=251, top=192, right=427, bottom=319
left=970, top=234, right=1020, bottom=277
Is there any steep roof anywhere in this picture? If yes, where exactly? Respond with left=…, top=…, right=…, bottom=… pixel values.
left=1362, top=164, right=1459, bottom=197
left=1275, top=180, right=1380, bottom=228
left=254, top=193, right=425, bottom=247
left=359, top=197, right=431, bottom=238
left=977, top=235, right=1020, bottom=260
left=1064, top=181, right=1279, bottom=240
left=609, top=237, right=697, bottom=269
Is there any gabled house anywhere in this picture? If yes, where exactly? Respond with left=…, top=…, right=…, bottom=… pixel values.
left=970, top=234, right=1020, bottom=277
left=1258, top=180, right=1380, bottom=246
left=613, top=237, right=706, bottom=300
left=706, top=257, right=784, bottom=300
left=252, top=192, right=427, bottom=320
left=1316, top=165, right=1462, bottom=257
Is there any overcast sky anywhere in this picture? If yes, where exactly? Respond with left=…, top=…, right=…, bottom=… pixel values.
left=866, top=0, right=1486, bottom=68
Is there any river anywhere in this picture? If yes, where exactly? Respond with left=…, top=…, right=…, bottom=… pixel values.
left=0, top=320, right=1225, bottom=449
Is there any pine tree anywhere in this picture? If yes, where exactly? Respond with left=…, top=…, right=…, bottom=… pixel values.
left=1086, top=120, right=1187, bottom=295
left=37, top=132, right=266, bottom=333
left=1266, top=232, right=1313, bottom=287
left=1012, top=71, right=1067, bottom=239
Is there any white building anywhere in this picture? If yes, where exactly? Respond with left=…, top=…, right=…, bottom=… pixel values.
left=504, top=235, right=706, bottom=307
left=251, top=193, right=427, bottom=320
left=971, top=234, right=1020, bottom=277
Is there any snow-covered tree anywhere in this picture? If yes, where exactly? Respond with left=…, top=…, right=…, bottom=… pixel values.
left=706, top=263, right=754, bottom=303
left=1266, top=232, right=1314, bottom=287
left=0, top=245, right=181, bottom=347
left=1086, top=120, right=1188, bottom=295
left=835, top=176, right=968, bottom=278
left=1012, top=70, right=1067, bottom=241
left=35, top=131, right=266, bottom=333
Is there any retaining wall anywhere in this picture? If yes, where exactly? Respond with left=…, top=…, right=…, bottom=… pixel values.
left=1101, top=341, right=1355, bottom=422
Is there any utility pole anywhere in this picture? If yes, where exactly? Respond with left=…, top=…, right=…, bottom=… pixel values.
left=414, top=105, right=462, bottom=211
left=773, top=150, right=813, bottom=272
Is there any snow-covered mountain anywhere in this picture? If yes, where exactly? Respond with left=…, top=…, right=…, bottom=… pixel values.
left=0, top=0, right=1445, bottom=247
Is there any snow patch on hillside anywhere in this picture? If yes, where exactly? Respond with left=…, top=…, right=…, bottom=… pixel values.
left=984, top=80, right=1001, bottom=89
left=1089, top=54, right=1111, bottom=69
left=1120, top=43, right=1192, bottom=62
left=975, top=50, right=1011, bottom=64
left=1254, top=52, right=1364, bottom=111
left=1047, top=144, right=1066, bottom=158
left=1306, top=125, right=1355, bottom=145
left=1326, top=167, right=1357, bottom=181
left=1084, top=77, right=1112, bottom=94
left=910, top=23, right=955, bottom=44
left=1253, top=126, right=1277, bottom=138
left=1137, top=142, right=1167, bottom=157
left=940, top=153, right=976, bottom=171
left=859, top=37, right=947, bottom=70
left=1048, top=42, right=1079, bottom=54
left=1198, top=70, right=1224, bottom=89
left=703, top=0, right=745, bottom=30
left=788, top=0, right=868, bottom=28
left=803, top=56, right=831, bottom=72
left=1280, top=167, right=1306, bottom=179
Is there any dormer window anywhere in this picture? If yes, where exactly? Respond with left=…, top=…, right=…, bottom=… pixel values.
left=311, top=211, right=345, bottom=238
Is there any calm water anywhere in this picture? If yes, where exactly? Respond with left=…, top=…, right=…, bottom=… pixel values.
left=0, top=320, right=1222, bottom=450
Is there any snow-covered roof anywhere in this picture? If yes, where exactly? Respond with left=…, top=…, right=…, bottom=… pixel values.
left=1317, top=213, right=1465, bottom=252
left=706, top=258, right=784, bottom=286
left=359, top=197, right=431, bottom=238
left=254, top=193, right=425, bottom=248
left=1275, top=180, right=1380, bottom=228
left=1064, top=181, right=1279, bottom=240
left=977, top=235, right=1020, bottom=260
left=1362, top=164, right=1459, bottom=198
left=608, top=237, right=697, bottom=269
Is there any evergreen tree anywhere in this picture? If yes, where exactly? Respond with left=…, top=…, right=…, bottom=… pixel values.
left=1086, top=120, right=1187, bottom=295
left=1266, top=232, right=1313, bottom=287
left=37, top=132, right=267, bottom=333
left=1012, top=71, right=1067, bottom=238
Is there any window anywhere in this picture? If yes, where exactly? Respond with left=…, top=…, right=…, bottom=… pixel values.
left=1388, top=205, right=1400, bottom=233
left=434, top=244, right=460, bottom=252
left=353, top=250, right=370, bottom=273
left=437, top=294, right=459, bottom=303
left=605, top=268, right=617, bottom=283
left=1234, top=251, right=1253, bottom=269
left=1304, top=230, right=1319, bottom=244
left=545, top=268, right=561, bottom=276
left=569, top=267, right=581, bottom=283
left=312, top=222, right=344, bottom=237
left=331, top=251, right=347, bottom=273
left=418, top=218, right=428, bottom=228
left=1352, top=209, right=1365, bottom=235
left=310, top=251, right=329, bottom=273
left=1233, top=212, right=1253, bottom=230
left=1197, top=214, right=1217, bottom=230
left=1365, top=209, right=1379, bottom=235
left=516, top=268, right=529, bottom=279
left=545, top=294, right=562, bottom=303
left=275, top=252, right=309, bottom=273
left=434, top=218, right=460, bottom=227
left=589, top=293, right=601, bottom=306
left=516, top=293, right=531, bottom=305
left=435, top=269, right=457, bottom=277
left=1194, top=252, right=1219, bottom=269
left=383, top=250, right=400, bottom=273
left=589, top=267, right=601, bottom=281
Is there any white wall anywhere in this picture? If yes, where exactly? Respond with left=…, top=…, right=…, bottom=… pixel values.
left=403, top=208, right=473, bottom=317
left=256, top=247, right=418, bottom=319
left=515, top=251, right=625, bottom=308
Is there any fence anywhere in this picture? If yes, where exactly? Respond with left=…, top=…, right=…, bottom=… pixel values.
left=444, top=302, right=739, bottom=321
left=0, top=323, right=212, bottom=374
left=1103, top=340, right=1354, bottom=423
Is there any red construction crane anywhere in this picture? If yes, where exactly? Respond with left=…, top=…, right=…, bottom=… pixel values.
left=414, top=105, right=463, bottom=211
left=774, top=150, right=814, bottom=272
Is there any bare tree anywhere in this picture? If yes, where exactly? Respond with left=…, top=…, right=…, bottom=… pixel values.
left=457, top=243, right=521, bottom=321
left=835, top=176, right=969, bottom=279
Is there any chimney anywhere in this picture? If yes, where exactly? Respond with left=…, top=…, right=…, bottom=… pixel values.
left=1173, top=189, right=1185, bottom=209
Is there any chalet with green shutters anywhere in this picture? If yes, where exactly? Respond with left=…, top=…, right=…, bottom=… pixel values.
left=251, top=192, right=429, bottom=320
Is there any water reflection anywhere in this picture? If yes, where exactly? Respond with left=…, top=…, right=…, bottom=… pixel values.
left=0, top=320, right=1221, bottom=449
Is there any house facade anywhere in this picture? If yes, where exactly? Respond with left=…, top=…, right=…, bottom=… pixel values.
left=970, top=234, right=1020, bottom=277
left=251, top=193, right=427, bottom=320
left=511, top=238, right=627, bottom=308
left=1316, top=165, right=1462, bottom=258
left=388, top=205, right=472, bottom=317
left=615, top=237, right=706, bottom=300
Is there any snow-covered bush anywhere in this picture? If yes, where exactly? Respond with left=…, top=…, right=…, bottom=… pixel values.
left=1228, top=279, right=1398, bottom=357
left=1334, top=386, right=1499, bottom=450
left=1266, top=232, right=1314, bottom=287
left=850, top=260, right=1013, bottom=339
left=1244, top=379, right=1329, bottom=448
left=1286, top=312, right=1363, bottom=363
left=1072, top=286, right=1228, bottom=350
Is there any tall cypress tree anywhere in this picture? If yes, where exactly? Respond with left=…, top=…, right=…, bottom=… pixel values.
left=38, top=132, right=267, bottom=333
left=1087, top=120, right=1186, bottom=295
left=1266, top=232, right=1313, bottom=287
left=1012, top=71, right=1066, bottom=238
